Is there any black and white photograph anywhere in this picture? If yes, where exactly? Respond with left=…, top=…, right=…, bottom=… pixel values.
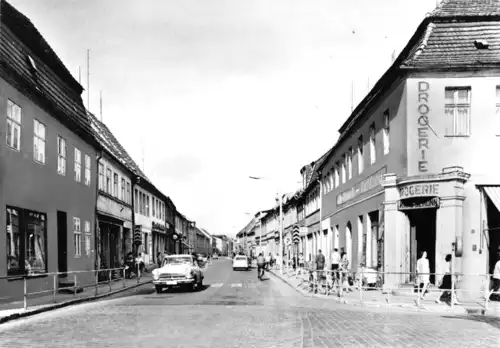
left=0, top=0, right=499, bottom=347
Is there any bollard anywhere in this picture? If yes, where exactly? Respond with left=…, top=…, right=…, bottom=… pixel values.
left=95, top=271, right=98, bottom=297
left=73, top=274, right=77, bottom=298
left=108, top=270, right=112, bottom=292
left=23, top=276, right=27, bottom=310
left=123, top=268, right=126, bottom=288
left=53, top=274, right=57, bottom=303
left=137, top=263, right=140, bottom=284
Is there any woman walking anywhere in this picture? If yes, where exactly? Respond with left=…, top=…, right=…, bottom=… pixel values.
left=436, top=254, right=461, bottom=305
left=416, top=251, right=430, bottom=300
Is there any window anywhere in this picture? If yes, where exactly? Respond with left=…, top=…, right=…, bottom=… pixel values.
left=33, top=119, right=46, bottom=164
left=134, top=189, right=139, bottom=213
left=6, top=100, right=21, bottom=151
left=106, top=169, right=112, bottom=193
left=496, top=86, right=500, bottom=135
left=334, top=165, right=339, bottom=188
left=121, top=178, right=126, bottom=201
left=74, top=148, right=82, bottom=182
left=126, top=182, right=131, bottom=204
left=329, top=172, right=334, bottom=191
left=369, top=123, right=376, bottom=165
left=357, top=136, right=364, bottom=174
left=445, top=87, right=471, bottom=136
left=98, top=163, right=104, bottom=190
left=152, top=198, right=156, bottom=217
left=6, top=207, right=47, bottom=276
left=347, top=148, right=352, bottom=180
left=73, top=217, right=81, bottom=257
left=146, top=196, right=150, bottom=217
left=113, top=173, right=118, bottom=197
left=57, top=136, right=66, bottom=175
left=383, top=109, right=390, bottom=155
left=84, top=155, right=91, bottom=186
left=341, top=157, right=346, bottom=184
left=84, top=221, right=91, bottom=256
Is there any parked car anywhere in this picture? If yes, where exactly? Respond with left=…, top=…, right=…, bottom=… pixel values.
left=233, top=255, right=249, bottom=271
left=152, top=254, right=204, bottom=293
left=212, top=253, right=219, bottom=260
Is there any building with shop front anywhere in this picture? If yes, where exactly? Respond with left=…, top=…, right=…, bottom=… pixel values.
left=314, top=0, right=500, bottom=297
left=164, top=198, right=176, bottom=255
left=0, top=1, right=100, bottom=298
left=174, top=212, right=188, bottom=254
left=89, top=113, right=135, bottom=274
left=133, top=179, right=168, bottom=265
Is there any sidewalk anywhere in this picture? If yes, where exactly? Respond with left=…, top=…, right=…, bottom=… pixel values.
left=0, top=265, right=157, bottom=325
left=269, top=268, right=500, bottom=317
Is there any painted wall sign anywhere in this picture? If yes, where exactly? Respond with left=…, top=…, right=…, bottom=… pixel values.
left=399, top=183, right=439, bottom=198
left=152, top=222, right=166, bottom=233
left=417, top=81, right=430, bottom=173
left=398, top=197, right=440, bottom=211
left=336, top=167, right=387, bottom=205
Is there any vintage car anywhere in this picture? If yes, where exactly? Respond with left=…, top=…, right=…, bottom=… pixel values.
left=212, top=253, right=219, bottom=260
left=152, top=254, right=204, bottom=293
left=232, top=255, right=249, bottom=271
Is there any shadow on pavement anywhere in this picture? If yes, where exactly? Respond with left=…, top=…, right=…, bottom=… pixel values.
left=441, top=315, right=500, bottom=330
left=158, top=284, right=211, bottom=294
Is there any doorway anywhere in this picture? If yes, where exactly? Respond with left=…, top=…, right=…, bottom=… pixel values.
left=57, top=211, right=68, bottom=278
left=486, top=196, right=500, bottom=274
left=406, top=208, right=437, bottom=284
left=346, top=222, right=352, bottom=266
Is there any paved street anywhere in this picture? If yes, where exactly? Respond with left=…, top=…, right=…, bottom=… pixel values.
left=0, top=259, right=498, bottom=348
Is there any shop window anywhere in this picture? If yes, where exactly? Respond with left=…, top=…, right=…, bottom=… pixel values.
left=33, top=119, right=46, bottom=164
left=84, top=221, right=91, bottom=256
left=357, top=135, right=364, bottom=174
left=84, top=155, right=91, bottom=186
left=57, top=136, right=66, bottom=176
left=383, top=109, right=390, bottom=155
left=369, top=123, right=376, bottom=165
left=74, top=148, right=82, bottom=182
left=6, top=207, right=47, bottom=276
left=445, top=87, right=471, bottom=136
left=6, top=99, right=21, bottom=151
left=73, top=217, right=81, bottom=257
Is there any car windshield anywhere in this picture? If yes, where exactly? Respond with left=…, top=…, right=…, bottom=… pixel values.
left=235, top=256, right=246, bottom=260
left=163, top=257, right=192, bottom=266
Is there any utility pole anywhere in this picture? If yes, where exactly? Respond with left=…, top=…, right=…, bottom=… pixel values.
left=87, top=49, right=90, bottom=111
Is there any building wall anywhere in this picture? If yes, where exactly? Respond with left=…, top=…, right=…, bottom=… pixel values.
left=406, top=74, right=500, bottom=294
left=0, top=78, right=97, bottom=297
left=315, top=79, right=408, bottom=271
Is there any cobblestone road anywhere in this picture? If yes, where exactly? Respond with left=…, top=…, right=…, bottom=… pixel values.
left=0, top=259, right=498, bottom=347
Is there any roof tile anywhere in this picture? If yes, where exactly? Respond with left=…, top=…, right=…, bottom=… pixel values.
left=431, top=0, right=500, bottom=17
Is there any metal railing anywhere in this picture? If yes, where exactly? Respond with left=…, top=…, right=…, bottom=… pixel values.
left=1, top=264, right=147, bottom=311
left=279, top=266, right=500, bottom=312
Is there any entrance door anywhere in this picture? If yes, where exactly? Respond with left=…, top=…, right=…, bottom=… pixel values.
left=407, top=209, right=437, bottom=284
left=57, top=211, right=68, bottom=277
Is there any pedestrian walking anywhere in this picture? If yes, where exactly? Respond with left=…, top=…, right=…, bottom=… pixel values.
left=416, top=251, right=430, bottom=299
left=436, top=254, right=461, bottom=305
left=331, top=248, right=341, bottom=282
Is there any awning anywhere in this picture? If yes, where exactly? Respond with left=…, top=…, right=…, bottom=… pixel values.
left=484, top=186, right=500, bottom=212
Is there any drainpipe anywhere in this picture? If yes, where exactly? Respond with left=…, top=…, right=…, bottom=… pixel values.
left=94, top=150, right=103, bottom=272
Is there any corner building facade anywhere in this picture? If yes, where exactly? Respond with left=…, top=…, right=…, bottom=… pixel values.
left=318, top=0, right=500, bottom=298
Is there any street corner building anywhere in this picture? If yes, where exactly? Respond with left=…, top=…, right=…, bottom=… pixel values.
left=0, top=1, right=99, bottom=297
left=312, top=0, right=500, bottom=299
left=238, top=0, right=500, bottom=301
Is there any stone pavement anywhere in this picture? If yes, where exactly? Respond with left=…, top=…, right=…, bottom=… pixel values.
left=0, top=258, right=498, bottom=348
left=269, top=267, right=500, bottom=317
left=0, top=265, right=157, bottom=324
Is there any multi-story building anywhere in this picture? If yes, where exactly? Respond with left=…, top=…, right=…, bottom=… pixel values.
left=314, top=0, right=500, bottom=297
left=89, top=113, right=135, bottom=273
left=174, top=212, right=188, bottom=254
left=187, top=220, right=197, bottom=254
left=133, top=179, right=168, bottom=265
left=0, top=1, right=100, bottom=298
left=164, top=197, right=176, bottom=255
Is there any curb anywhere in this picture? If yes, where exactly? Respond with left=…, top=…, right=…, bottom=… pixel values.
left=268, top=270, right=479, bottom=316
left=0, top=280, right=152, bottom=325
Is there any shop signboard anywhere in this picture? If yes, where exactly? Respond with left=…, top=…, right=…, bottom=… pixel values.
left=337, top=167, right=387, bottom=206
left=398, top=197, right=440, bottom=211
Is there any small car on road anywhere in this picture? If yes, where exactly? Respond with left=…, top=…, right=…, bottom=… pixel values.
left=233, top=255, right=249, bottom=271
left=212, top=253, right=219, bottom=260
left=152, top=254, right=203, bottom=293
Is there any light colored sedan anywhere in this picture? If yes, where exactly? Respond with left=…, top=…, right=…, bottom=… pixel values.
left=152, top=254, right=204, bottom=293
left=233, top=255, right=249, bottom=271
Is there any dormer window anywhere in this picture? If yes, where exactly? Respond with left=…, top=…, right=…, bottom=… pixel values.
left=474, top=40, right=489, bottom=50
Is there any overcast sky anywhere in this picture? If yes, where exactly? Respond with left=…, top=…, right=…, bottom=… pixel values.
left=11, top=0, right=437, bottom=237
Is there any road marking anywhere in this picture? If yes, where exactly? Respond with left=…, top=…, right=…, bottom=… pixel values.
left=211, top=283, right=223, bottom=288
left=231, top=283, right=242, bottom=288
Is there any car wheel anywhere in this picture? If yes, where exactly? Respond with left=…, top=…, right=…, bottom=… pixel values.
left=155, top=285, right=163, bottom=293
